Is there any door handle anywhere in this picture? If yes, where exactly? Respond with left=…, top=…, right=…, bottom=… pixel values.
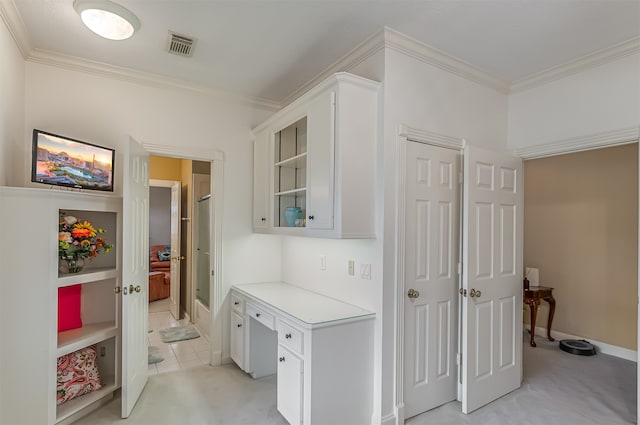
left=171, top=256, right=185, bottom=261
left=407, top=288, right=420, bottom=299
left=129, top=284, right=142, bottom=294
left=469, top=288, right=482, bottom=298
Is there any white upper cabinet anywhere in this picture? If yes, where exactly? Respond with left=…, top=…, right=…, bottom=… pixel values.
left=252, top=129, right=270, bottom=230
left=252, top=72, right=379, bottom=238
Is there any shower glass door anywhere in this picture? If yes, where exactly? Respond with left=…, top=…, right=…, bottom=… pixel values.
left=195, top=196, right=210, bottom=307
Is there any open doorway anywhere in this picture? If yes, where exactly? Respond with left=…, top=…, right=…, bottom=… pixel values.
left=147, top=155, right=216, bottom=373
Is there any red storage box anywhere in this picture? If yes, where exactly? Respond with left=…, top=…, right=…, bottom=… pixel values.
left=58, top=284, right=82, bottom=332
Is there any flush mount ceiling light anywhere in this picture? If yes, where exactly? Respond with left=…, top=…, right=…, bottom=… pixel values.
left=73, top=0, right=140, bottom=40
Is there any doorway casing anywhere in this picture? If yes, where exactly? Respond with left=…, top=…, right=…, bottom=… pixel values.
left=143, top=143, right=224, bottom=365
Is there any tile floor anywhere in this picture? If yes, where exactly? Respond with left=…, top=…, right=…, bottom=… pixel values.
left=147, top=303, right=210, bottom=375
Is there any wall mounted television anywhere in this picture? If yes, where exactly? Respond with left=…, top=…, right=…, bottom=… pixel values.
left=31, top=129, right=115, bottom=192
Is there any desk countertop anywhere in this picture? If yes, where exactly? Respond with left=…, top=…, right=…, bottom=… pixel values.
left=232, top=281, right=375, bottom=326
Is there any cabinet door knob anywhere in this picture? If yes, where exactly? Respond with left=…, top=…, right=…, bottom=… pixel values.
left=261, top=217, right=266, bottom=222
left=234, top=301, right=239, bottom=305
left=308, top=215, right=314, bottom=220
left=237, top=324, right=242, bottom=328
left=256, top=313, right=261, bottom=317
left=279, top=356, right=286, bottom=362
left=285, top=333, right=292, bottom=339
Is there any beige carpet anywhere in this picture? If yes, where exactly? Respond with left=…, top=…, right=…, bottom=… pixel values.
left=76, top=333, right=636, bottom=425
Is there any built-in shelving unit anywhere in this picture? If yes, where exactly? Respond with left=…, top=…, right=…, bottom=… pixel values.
left=273, top=117, right=307, bottom=228
left=55, top=207, right=121, bottom=424
left=0, top=187, right=123, bottom=425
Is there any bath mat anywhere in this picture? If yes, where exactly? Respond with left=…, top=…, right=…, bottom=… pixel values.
left=159, top=326, right=200, bottom=343
left=148, top=346, right=164, bottom=365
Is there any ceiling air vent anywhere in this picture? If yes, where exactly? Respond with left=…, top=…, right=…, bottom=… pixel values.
left=167, top=31, right=195, bottom=57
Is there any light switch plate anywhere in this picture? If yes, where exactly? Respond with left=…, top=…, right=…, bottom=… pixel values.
left=348, top=260, right=355, bottom=276
left=360, top=264, right=371, bottom=280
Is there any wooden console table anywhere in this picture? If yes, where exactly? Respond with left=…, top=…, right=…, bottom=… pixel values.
left=523, top=286, right=556, bottom=347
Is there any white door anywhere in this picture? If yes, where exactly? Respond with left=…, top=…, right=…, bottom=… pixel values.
left=404, top=141, right=460, bottom=418
left=122, top=137, right=150, bottom=418
left=169, top=181, right=181, bottom=320
left=461, top=145, right=523, bottom=414
left=306, top=90, right=335, bottom=229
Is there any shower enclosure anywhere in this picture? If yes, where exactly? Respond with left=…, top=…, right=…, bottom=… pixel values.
left=193, top=194, right=211, bottom=337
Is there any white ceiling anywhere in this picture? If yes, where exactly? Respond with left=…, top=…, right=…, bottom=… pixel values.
left=9, top=0, right=640, bottom=104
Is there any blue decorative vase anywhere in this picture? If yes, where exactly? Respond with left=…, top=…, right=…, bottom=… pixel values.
left=285, top=207, right=302, bottom=227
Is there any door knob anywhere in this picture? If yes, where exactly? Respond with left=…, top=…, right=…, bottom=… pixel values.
left=129, top=284, right=142, bottom=293
left=171, top=256, right=185, bottom=261
left=469, top=288, right=482, bottom=298
left=407, top=288, right=420, bottom=299
left=113, top=286, right=122, bottom=294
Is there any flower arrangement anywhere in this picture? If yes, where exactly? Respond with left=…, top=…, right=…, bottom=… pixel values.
left=58, top=214, right=113, bottom=264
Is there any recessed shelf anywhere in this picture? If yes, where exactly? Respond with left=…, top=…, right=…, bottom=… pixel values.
left=275, top=152, right=307, bottom=169
left=56, top=383, right=117, bottom=423
left=57, top=267, right=117, bottom=287
left=275, top=187, right=307, bottom=197
left=57, top=322, right=117, bottom=357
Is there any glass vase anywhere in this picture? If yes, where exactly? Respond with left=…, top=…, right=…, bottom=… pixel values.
left=59, top=257, right=85, bottom=274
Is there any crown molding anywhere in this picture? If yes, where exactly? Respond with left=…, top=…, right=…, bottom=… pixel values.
left=143, top=142, right=224, bottom=161
left=279, top=25, right=512, bottom=107
left=398, top=124, right=463, bottom=150
left=383, top=27, right=511, bottom=95
left=511, top=37, right=640, bottom=94
left=513, top=126, right=640, bottom=159
left=0, top=0, right=32, bottom=57
left=26, top=49, right=280, bottom=111
left=279, top=28, right=386, bottom=107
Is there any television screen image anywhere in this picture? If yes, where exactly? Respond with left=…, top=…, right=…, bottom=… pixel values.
left=31, top=130, right=114, bottom=192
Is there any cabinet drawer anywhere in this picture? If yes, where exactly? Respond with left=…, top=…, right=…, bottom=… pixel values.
left=277, top=320, right=304, bottom=355
left=231, top=292, right=244, bottom=314
left=246, top=303, right=275, bottom=330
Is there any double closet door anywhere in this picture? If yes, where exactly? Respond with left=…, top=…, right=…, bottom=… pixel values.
left=403, top=141, right=523, bottom=418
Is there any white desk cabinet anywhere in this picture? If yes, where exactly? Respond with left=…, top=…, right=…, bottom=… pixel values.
left=231, top=282, right=375, bottom=425
left=252, top=72, right=379, bottom=238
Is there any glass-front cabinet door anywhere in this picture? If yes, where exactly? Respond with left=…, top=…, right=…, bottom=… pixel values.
left=273, top=117, right=307, bottom=228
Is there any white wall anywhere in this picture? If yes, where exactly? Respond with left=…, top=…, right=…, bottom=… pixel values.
left=149, top=186, right=171, bottom=247
left=23, top=62, right=282, bottom=359
left=0, top=19, right=25, bottom=186
left=508, top=53, right=640, bottom=149
left=279, top=44, right=511, bottom=424
left=379, top=47, right=509, bottom=422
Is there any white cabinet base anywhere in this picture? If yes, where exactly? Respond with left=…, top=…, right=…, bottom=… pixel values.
left=231, top=282, right=375, bottom=425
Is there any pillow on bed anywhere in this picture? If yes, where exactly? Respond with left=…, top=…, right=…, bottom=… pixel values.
left=57, top=345, right=104, bottom=405
left=157, top=249, right=171, bottom=261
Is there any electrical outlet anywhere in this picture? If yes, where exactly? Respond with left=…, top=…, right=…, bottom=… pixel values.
left=360, top=264, right=371, bottom=280
left=348, top=260, right=355, bottom=276
left=320, top=255, right=327, bottom=271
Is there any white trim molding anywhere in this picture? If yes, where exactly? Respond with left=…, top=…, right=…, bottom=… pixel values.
left=143, top=143, right=224, bottom=162
left=0, top=0, right=32, bottom=58
left=383, top=27, right=510, bottom=94
left=514, top=126, right=640, bottom=159
left=512, top=36, right=640, bottom=93
left=27, top=49, right=280, bottom=111
left=398, top=124, right=464, bottom=150
left=530, top=326, right=637, bottom=362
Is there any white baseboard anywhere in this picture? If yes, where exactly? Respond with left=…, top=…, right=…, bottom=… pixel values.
left=531, top=326, right=637, bottom=362
left=380, top=411, right=397, bottom=425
